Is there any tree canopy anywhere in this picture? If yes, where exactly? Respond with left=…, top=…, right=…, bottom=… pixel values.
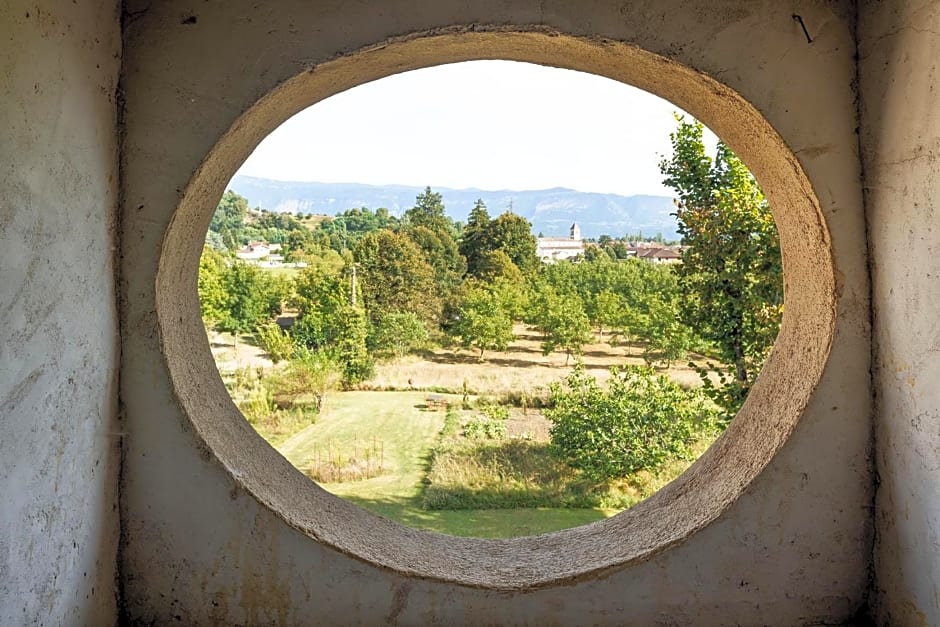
left=459, top=199, right=538, bottom=278
left=450, top=281, right=515, bottom=360
left=353, top=229, right=440, bottom=324
left=659, top=115, right=782, bottom=410
left=403, top=186, right=457, bottom=239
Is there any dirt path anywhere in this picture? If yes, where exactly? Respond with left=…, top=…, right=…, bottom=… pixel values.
left=208, top=331, right=274, bottom=373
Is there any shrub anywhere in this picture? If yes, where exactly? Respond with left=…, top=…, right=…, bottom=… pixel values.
left=478, top=402, right=510, bottom=421
left=238, top=384, right=276, bottom=426
left=547, top=365, right=718, bottom=482
left=265, top=349, right=341, bottom=412
left=254, top=322, right=296, bottom=363
left=462, top=416, right=507, bottom=440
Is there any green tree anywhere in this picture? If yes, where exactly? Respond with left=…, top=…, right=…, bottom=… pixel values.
left=583, top=244, right=613, bottom=263
left=289, top=260, right=373, bottom=386
left=593, top=289, right=623, bottom=335
left=490, top=275, right=528, bottom=321
left=252, top=210, right=309, bottom=244
left=215, top=261, right=284, bottom=341
left=266, top=348, right=342, bottom=413
left=659, top=115, right=782, bottom=410
left=209, top=190, right=251, bottom=249
left=371, top=312, right=429, bottom=358
left=289, top=265, right=350, bottom=349
left=547, top=365, right=717, bottom=481
left=255, top=322, right=297, bottom=363
left=460, top=203, right=539, bottom=279
left=283, top=228, right=318, bottom=261
left=403, top=187, right=457, bottom=238
left=318, top=206, right=401, bottom=251
left=198, top=245, right=228, bottom=326
left=405, top=224, right=466, bottom=295
left=459, top=199, right=492, bottom=277
left=529, top=283, right=592, bottom=364
left=204, top=230, right=226, bottom=251
left=474, top=249, right=524, bottom=285
left=353, top=229, right=440, bottom=324
left=450, top=282, right=515, bottom=360
left=485, top=211, right=539, bottom=274
left=336, top=306, right=374, bottom=386
left=640, top=295, right=693, bottom=366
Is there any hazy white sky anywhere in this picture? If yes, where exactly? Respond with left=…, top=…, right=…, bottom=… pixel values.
left=235, top=60, right=718, bottom=197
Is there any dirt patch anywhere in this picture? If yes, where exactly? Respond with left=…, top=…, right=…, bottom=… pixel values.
left=208, top=330, right=274, bottom=372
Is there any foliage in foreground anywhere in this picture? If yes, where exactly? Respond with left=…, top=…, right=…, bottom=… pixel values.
left=420, top=397, right=720, bottom=512
left=547, top=365, right=719, bottom=482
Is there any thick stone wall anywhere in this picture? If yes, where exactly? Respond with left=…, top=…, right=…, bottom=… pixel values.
left=19, top=1, right=940, bottom=625
left=0, top=1, right=122, bottom=625
left=120, top=1, right=872, bottom=624
left=860, top=2, right=940, bottom=624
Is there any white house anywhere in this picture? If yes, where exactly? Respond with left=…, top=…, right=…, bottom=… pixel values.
left=536, top=223, right=585, bottom=262
left=235, top=241, right=271, bottom=260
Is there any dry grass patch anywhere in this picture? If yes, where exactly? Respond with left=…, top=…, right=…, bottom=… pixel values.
left=367, top=325, right=710, bottom=399
left=306, top=437, right=389, bottom=483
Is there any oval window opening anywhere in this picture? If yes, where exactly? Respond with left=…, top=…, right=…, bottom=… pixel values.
left=196, top=60, right=782, bottom=539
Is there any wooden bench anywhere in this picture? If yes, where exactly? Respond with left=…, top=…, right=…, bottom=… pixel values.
left=425, top=394, right=449, bottom=409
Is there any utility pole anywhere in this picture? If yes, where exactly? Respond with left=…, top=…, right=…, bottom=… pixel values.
left=350, top=263, right=358, bottom=307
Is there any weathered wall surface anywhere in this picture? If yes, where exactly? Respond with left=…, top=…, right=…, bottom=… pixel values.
left=121, top=1, right=871, bottom=624
left=0, top=1, right=122, bottom=625
left=860, top=2, right=940, bottom=625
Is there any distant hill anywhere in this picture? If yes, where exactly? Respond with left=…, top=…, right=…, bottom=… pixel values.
left=229, top=175, right=680, bottom=240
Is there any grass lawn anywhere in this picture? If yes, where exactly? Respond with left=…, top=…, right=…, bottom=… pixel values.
left=278, top=390, right=445, bottom=497
left=275, top=390, right=617, bottom=538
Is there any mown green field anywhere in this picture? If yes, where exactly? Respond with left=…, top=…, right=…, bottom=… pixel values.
left=274, top=390, right=617, bottom=538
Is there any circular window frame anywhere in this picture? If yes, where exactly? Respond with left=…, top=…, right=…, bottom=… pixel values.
left=156, top=28, right=835, bottom=590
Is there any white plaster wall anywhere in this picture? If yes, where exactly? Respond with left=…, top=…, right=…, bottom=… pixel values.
left=0, top=2, right=122, bottom=625
left=860, top=2, right=940, bottom=624
left=121, top=1, right=871, bottom=624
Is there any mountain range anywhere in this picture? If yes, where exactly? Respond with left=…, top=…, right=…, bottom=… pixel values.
left=229, top=175, right=680, bottom=240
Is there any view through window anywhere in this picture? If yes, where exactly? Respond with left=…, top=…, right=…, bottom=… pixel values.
left=197, top=61, right=783, bottom=538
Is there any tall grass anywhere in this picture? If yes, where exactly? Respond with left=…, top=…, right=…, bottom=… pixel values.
left=306, top=437, right=387, bottom=483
